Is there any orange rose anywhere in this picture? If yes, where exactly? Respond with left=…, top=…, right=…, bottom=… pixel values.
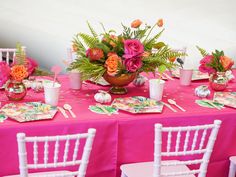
left=105, top=54, right=121, bottom=76
left=220, top=56, right=234, bottom=70
left=157, top=19, right=163, bottom=27
left=131, top=19, right=142, bottom=28
left=10, top=65, right=28, bottom=81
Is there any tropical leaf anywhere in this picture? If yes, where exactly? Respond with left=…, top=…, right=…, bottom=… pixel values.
left=196, top=46, right=209, bottom=57
left=73, top=36, right=86, bottom=57
left=144, top=29, right=164, bottom=50
left=78, top=33, right=99, bottom=48
left=87, top=21, right=99, bottom=40
left=15, top=43, right=26, bottom=65
left=68, top=57, right=105, bottom=81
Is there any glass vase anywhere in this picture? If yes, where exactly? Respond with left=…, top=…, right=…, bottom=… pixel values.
left=209, top=72, right=228, bottom=91
left=5, top=80, right=27, bottom=101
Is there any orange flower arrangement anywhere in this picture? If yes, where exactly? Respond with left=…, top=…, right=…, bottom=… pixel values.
left=68, top=19, right=183, bottom=81
left=10, top=65, right=29, bottom=81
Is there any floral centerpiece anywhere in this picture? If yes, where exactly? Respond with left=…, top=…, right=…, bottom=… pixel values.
left=197, top=46, right=234, bottom=91
left=68, top=19, right=184, bottom=94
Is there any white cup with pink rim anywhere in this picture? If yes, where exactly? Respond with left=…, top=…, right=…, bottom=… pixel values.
left=43, top=82, right=61, bottom=106
left=180, top=68, right=193, bottom=86
left=68, top=70, right=82, bottom=90
left=149, top=79, right=165, bottom=101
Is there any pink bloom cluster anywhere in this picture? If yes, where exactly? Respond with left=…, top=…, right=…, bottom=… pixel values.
left=123, top=39, right=143, bottom=72
left=0, top=62, right=11, bottom=87
left=25, top=58, right=38, bottom=75
left=199, top=55, right=216, bottom=74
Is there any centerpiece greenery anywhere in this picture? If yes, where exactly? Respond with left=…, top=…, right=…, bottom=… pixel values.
left=67, top=19, right=184, bottom=82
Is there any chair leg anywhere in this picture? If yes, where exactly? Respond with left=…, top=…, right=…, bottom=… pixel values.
left=121, top=171, right=128, bottom=177
left=228, top=161, right=236, bottom=177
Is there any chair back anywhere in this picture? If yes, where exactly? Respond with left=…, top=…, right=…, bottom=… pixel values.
left=154, top=120, right=221, bottom=177
left=17, top=128, right=96, bottom=177
left=0, top=46, right=26, bottom=65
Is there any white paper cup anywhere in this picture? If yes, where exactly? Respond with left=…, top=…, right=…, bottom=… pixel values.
left=43, top=82, right=61, bottom=106
left=180, top=69, right=193, bottom=86
left=149, top=79, right=165, bottom=101
left=68, top=71, right=82, bottom=90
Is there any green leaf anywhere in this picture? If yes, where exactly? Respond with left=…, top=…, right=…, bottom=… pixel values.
left=95, top=43, right=111, bottom=54
left=158, top=65, right=167, bottom=74
left=153, top=42, right=166, bottom=49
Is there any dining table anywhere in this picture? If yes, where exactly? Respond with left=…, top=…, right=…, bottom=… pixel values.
left=0, top=71, right=236, bottom=177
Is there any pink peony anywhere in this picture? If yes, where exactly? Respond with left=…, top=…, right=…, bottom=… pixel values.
left=0, top=62, right=11, bottom=87
left=123, top=39, right=144, bottom=59
left=26, top=58, right=38, bottom=75
left=124, top=57, right=143, bottom=72
left=199, top=55, right=215, bottom=74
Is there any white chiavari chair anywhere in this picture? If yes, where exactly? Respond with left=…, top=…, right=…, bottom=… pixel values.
left=120, top=120, right=221, bottom=177
left=0, top=46, right=26, bottom=65
left=228, top=156, right=236, bottom=177
left=4, top=128, right=96, bottom=177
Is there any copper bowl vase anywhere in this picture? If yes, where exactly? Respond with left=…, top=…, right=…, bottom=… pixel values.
left=103, top=72, right=137, bottom=94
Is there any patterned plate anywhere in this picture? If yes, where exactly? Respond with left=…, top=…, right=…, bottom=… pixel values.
left=112, top=96, right=164, bottom=114
left=1, top=102, right=58, bottom=122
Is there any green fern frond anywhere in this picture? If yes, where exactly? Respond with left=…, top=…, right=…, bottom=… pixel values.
left=79, top=33, right=99, bottom=48
left=33, top=68, right=52, bottom=76
left=15, top=43, right=26, bottom=65
left=144, top=29, right=164, bottom=50
left=87, top=21, right=99, bottom=40
left=73, top=36, right=86, bottom=57
left=196, top=46, right=209, bottom=57
left=155, top=45, right=185, bottom=59
left=68, top=57, right=105, bottom=81
left=122, top=24, right=133, bottom=39
left=141, top=55, right=174, bottom=73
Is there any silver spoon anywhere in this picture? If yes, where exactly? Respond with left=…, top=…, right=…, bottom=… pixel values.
left=167, top=99, right=186, bottom=112
left=63, top=104, right=76, bottom=118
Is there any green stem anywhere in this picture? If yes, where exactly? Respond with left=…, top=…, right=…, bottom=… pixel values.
left=143, top=24, right=155, bottom=43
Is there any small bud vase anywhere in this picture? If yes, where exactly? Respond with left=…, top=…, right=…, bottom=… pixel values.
left=5, top=80, right=27, bottom=101
left=209, top=72, right=228, bottom=91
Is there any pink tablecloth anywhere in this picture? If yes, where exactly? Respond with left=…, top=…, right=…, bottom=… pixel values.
left=0, top=72, right=236, bottom=177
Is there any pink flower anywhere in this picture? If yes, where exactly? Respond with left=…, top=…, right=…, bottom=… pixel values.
left=123, top=39, right=144, bottom=59
left=0, top=62, right=11, bottom=87
left=26, top=58, right=38, bottom=75
left=199, top=55, right=215, bottom=74
left=124, top=57, right=143, bottom=72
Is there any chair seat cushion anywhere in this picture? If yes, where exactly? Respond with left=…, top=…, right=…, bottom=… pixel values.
left=120, top=160, right=195, bottom=177
left=4, top=170, right=75, bottom=177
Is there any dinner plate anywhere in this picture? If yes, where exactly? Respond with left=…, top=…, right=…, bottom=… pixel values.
left=112, top=96, right=164, bottom=113
left=171, top=69, right=209, bottom=81
left=0, top=102, right=58, bottom=122
left=213, top=92, right=236, bottom=109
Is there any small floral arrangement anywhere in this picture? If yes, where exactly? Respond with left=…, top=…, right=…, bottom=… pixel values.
left=0, top=43, right=39, bottom=87
left=68, top=19, right=184, bottom=81
left=197, top=46, right=234, bottom=74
